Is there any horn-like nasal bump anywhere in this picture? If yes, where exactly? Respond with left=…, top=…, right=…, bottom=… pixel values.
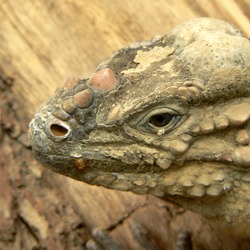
left=74, top=89, right=94, bottom=109
left=87, top=68, right=118, bottom=92
left=63, top=74, right=80, bottom=89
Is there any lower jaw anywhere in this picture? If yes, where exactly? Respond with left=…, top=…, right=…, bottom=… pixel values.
left=36, top=152, right=235, bottom=199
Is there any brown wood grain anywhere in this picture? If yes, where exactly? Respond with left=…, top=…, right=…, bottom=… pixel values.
left=1, top=0, right=250, bottom=249
left=1, top=0, right=250, bottom=118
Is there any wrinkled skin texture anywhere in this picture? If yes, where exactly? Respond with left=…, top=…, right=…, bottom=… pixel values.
left=29, top=18, right=250, bottom=238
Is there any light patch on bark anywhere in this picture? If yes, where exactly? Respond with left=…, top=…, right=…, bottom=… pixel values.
left=19, top=199, right=49, bottom=239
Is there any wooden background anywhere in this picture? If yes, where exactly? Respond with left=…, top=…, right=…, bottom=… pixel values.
left=1, top=0, right=250, bottom=249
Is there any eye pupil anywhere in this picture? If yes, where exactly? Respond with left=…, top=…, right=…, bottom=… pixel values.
left=149, top=113, right=172, bottom=127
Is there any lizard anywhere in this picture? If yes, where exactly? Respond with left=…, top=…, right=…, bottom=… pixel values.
left=29, top=18, right=250, bottom=239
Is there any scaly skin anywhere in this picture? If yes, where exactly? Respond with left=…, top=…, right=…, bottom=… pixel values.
left=29, top=18, right=250, bottom=238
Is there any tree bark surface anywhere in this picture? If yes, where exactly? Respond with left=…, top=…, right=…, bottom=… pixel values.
left=1, top=1, right=250, bottom=249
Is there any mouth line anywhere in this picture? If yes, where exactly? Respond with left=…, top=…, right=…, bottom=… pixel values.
left=34, top=151, right=163, bottom=174
left=34, top=150, right=237, bottom=178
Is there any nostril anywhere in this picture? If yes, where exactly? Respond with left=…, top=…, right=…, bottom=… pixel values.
left=46, top=118, right=71, bottom=141
left=50, top=124, right=69, bottom=137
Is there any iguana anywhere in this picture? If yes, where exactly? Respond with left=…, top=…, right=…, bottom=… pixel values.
left=29, top=18, right=250, bottom=239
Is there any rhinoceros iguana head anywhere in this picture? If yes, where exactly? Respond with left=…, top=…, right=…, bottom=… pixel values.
left=29, top=18, right=250, bottom=237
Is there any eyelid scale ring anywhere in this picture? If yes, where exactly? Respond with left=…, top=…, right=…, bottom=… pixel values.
left=135, top=107, right=184, bottom=134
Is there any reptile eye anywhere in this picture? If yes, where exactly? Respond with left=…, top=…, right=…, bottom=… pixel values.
left=134, top=107, right=185, bottom=134
left=149, top=113, right=173, bottom=127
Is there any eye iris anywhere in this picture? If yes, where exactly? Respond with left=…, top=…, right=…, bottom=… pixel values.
left=149, top=113, right=173, bottom=127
